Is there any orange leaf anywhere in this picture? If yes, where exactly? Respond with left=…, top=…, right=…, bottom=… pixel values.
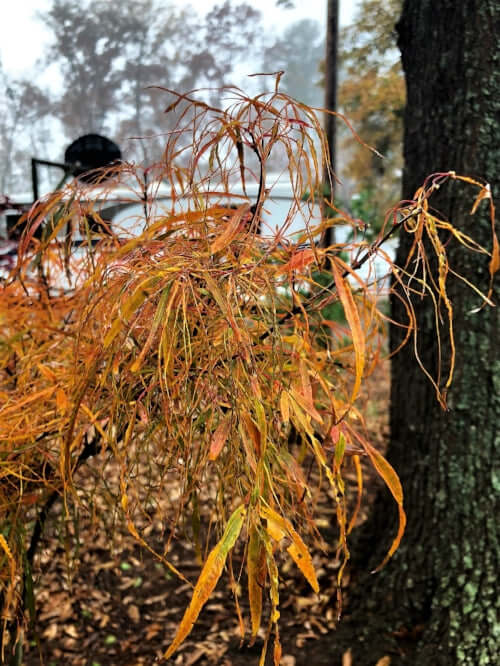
left=164, top=505, right=246, bottom=659
left=277, top=248, right=316, bottom=274
left=375, top=657, right=392, bottom=666
left=250, top=374, right=262, bottom=399
left=489, top=232, right=500, bottom=277
left=130, top=282, right=178, bottom=373
left=364, top=443, right=402, bottom=504
left=208, top=416, right=231, bottom=461
left=332, top=260, right=365, bottom=401
left=37, top=363, right=57, bottom=383
left=470, top=182, right=491, bottom=215
left=273, top=635, right=282, bottom=665
left=0, top=387, right=55, bottom=416
left=209, top=204, right=250, bottom=255
left=241, top=411, right=261, bottom=458
left=286, top=542, right=319, bottom=594
left=56, top=389, right=69, bottom=412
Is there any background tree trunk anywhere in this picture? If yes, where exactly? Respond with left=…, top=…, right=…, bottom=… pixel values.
left=337, top=2, right=500, bottom=664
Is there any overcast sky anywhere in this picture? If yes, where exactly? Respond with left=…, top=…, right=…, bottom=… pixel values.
left=0, top=0, right=359, bottom=75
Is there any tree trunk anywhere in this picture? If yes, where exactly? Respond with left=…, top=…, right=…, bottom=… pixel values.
left=337, top=2, right=500, bottom=664
left=295, top=2, right=500, bottom=664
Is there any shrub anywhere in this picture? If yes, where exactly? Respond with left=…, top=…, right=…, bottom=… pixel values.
left=0, top=84, right=496, bottom=663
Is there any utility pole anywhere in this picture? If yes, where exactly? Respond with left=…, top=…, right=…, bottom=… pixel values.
left=322, top=0, right=339, bottom=249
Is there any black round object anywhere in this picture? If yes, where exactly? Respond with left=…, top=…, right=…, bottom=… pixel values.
left=64, top=134, right=121, bottom=183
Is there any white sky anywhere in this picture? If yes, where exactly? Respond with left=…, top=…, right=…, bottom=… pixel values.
left=0, top=0, right=359, bottom=75
left=1, top=0, right=360, bottom=197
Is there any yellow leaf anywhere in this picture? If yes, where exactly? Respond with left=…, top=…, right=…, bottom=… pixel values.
left=263, top=542, right=280, bottom=623
left=126, top=520, right=189, bottom=585
left=103, top=317, right=124, bottom=349
left=280, top=391, right=290, bottom=425
left=130, top=282, right=177, bottom=373
left=288, top=396, right=313, bottom=436
left=253, top=399, right=267, bottom=456
left=289, top=387, right=323, bottom=425
left=332, top=260, right=365, bottom=401
left=209, top=416, right=231, bottom=461
left=0, top=534, right=14, bottom=562
left=37, top=363, right=57, bottom=382
left=334, top=432, right=346, bottom=471
left=364, top=443, right=402, bottom=504
left=261, top=506, right=319, bottom=593
left=265, top=515, right=287, bottom=542
left=164, top=505, right=246, bottom=659
left=347, top=454, right=363, bottom=535
left=362, top=443, right=406, bottom=571
left=103, top=276, right=159, bottom=348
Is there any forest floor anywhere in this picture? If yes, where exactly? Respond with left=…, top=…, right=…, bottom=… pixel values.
left=21, top=360, right=391, bottom=666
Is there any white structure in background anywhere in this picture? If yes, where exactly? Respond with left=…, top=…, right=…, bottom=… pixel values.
left=1, top=175, right=395, bottom=284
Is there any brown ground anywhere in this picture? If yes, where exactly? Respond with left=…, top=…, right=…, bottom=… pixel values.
left=19, top=361, right=391, bottom=666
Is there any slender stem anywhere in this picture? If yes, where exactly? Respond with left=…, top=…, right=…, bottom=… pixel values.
left=306, top=208, right=421, bottom=309
left=258, top=208, right=420, bottom=341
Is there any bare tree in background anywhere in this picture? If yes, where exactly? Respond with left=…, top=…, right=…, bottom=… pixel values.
left=260, top=19, right=324, bottom=108
left=0, top=63, right=51, bottom=194
left=40, top=0, right=264, bottom=163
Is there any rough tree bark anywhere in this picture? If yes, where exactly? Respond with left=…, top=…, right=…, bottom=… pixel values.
left=348, top=2, right=499, bottom=664
left=295, top=2, right=499, bottom=665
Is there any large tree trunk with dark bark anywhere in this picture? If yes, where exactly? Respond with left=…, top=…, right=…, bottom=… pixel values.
left=297, top=2, right=500, bottom=665
left=354, top=2, right=499, bottom=664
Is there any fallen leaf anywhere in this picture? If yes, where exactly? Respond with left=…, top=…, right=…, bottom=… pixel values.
left=184, top=647, right=208, bottom=665
left=342, top=649, right=352, bottom=666
left=127, top=604, right=140, bottom=623
left=281, top=656, right=296, bottom=666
